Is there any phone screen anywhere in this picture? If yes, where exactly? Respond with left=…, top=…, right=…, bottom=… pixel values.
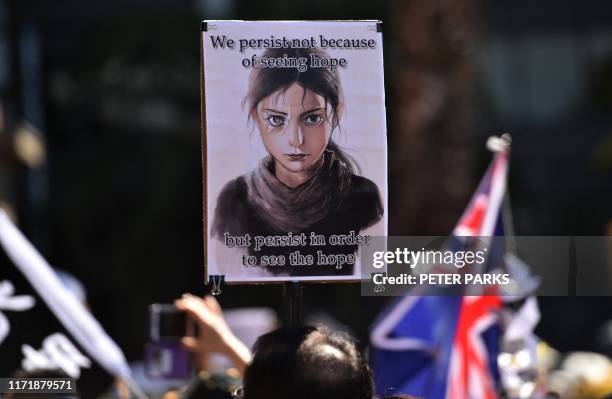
left=149, top=304, right=192, bottom=341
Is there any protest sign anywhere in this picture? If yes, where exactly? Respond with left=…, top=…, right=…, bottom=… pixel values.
left=201, top=21, right=388, bottom=282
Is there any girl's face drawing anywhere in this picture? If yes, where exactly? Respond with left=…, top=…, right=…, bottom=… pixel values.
left=254, top=83, right=334, bottom=177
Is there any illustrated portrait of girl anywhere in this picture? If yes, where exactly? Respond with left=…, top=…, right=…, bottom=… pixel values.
left=211, top=46, right=384, bottom=277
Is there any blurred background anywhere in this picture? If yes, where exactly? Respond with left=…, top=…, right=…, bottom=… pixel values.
left=0, top=0, right=611, bottom=394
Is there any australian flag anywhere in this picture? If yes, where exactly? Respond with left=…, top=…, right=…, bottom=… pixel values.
left=370, top=136, right=511, bottom=399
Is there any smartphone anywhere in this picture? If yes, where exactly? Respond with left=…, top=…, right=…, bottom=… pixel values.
left=145, top=304, right=193, bottom=379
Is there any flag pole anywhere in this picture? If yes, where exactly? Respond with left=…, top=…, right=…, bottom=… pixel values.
left=122, top=375, right=150, bottom=399
left=487, top=134, right=516, bottom=254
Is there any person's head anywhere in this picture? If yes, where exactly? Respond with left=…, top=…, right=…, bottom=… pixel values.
left=242, top=326, right=373, bottom=399
left=245, top=47, right=346, bottom=177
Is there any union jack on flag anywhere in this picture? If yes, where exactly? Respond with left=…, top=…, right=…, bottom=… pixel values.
left=370, top=136, right=510, bottom=399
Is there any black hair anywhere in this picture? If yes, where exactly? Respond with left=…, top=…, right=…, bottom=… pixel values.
left=245, top=46, right=357, bottom=174
left=243, top=326, right=373, bottom=399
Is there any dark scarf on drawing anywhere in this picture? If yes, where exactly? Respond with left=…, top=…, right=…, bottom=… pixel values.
left=245, top=150, right=353, bottom=232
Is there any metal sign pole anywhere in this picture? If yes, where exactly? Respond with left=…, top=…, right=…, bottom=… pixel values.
left=286, top=280, right=303, bottom=326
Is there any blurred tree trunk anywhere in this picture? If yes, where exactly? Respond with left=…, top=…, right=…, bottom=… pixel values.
left=389, top=0, right=478, bottom=235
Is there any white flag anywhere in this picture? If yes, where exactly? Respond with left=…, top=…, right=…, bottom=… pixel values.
left=0, top=210, right=131, bottom=380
